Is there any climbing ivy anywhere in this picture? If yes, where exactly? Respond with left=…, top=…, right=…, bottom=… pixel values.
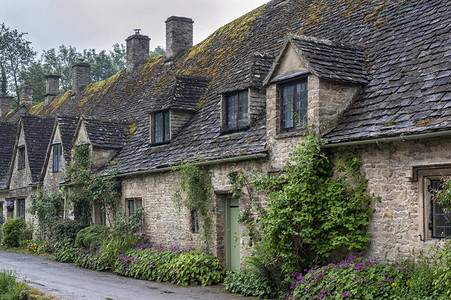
left=64, top=143, right=120, bottom=226
left=229, top=132, right=378, bottom=275
left=173, top=162, right=213, bottom=252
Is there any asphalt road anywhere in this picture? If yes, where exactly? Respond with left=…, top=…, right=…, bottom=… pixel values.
left=0, top=250, right=248, bottom=300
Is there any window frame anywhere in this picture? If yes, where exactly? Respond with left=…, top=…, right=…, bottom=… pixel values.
left=279, top=78, right=308, bottom=132
left=126, top=197, right=143, bottom=234
left=425, top=177, right=451, bottom=239
left=52, top=143, right=63, bottom=173
left=223, top=89, right=249, bottom=132
left=18, top=146, right=25, bottom=170
left=151, top=110, right=170, bottom=145
left=191, top=209, right=200, bottom=233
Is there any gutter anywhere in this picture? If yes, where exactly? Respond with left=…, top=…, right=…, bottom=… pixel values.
left=322, top=130, right=451, bottom=148
left=115, top=153, right=268, bottom=179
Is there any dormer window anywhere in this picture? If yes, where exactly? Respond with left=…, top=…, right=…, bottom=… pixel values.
left=18, top=146, right=25, bottom=170
left=223, top=90, right=248, bottom=131
left=151, top=110, right=170, bottom=144
left=52, top=143, right=62, bottom=172
left=280, top=79, right=308, bottom=130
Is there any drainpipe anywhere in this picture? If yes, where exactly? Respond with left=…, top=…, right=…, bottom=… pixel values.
left=322, top=130, right=451, bottom=148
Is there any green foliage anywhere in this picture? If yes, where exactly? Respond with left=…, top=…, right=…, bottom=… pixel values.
left=64, top=143, right=120, bottom=226
left=0, top=269, right=29, bottom=300
left=225, top=269, right=274, bottom=298
left=432, top=239, right=451, bottom=298
left=1, top=217, right=26, bottom=248
left=102, top=232, right=142, bottom=269
left=165, top=250, right=226, bottom=286
left=76, top=248, right=110, bottom=271
left=25, top=240, right=51, bottom=255
left=111, top=208, right=143, bottom=236
left=229, top=132, right=377, bottom=276
left=75, top=225, right=110, bottom=250
left=149, top=46, right=165, bottom=58
left=52, top=219, right=87, bottom=244
left=52, top=238, right=79, bottom=263
left=173, top=162, right=213, bottom=252
left=288, top=254, right=409, bottom=300
left=115, top=244, right=184, bottom=282
left=29, top=186, right=63, bottom=241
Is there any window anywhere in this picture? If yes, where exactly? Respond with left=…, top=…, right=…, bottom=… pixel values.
left=152, top=111, right=170, bottom=144
left=17, top=199, right=25, bottom=219
left=224, top=90, right=248, bottom=131
left=127, top=198, right=143, bottom=233
left=18, top=147, right=25, bottom=170
left=191, top=209, right=199, bottom=233
left=280, top=80, right=308, bottom=130
left=428, top=179, right=451, bottom=238
left=52, top=143, right=62, bottom=172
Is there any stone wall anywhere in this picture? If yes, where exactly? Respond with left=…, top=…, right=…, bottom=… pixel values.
left=170, top=110, right=193, bottom=139
left=120, top=158, right=269, bottom=265
left=353, top=136, right=451, bottom=260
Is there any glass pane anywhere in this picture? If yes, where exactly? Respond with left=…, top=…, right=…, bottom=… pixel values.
left=238, top=91, right=248, bottom=128
left=164, top=112, right=170, bottom=141
left=431, top=179, right=451, bottom=238
left=155, top=113, right=163, bottom=143
left=226, top=94, right=237, bottom=129
left=282, top=85, right=294, bottom=128
left=296, top=82, right=308, bottom=128
left=128, top=200, right=135, bottom=216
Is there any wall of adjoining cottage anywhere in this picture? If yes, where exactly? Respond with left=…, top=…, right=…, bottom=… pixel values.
left=120, top=158, right=269, bottom=265
left=351, top=136, right=451, bottom=260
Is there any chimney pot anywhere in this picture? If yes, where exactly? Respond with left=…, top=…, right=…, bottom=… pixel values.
left=72, top=62, right=90, bottom=94
left=165, top=16, right=193, bottom=59
left=126, top=30, right=150, bottom=72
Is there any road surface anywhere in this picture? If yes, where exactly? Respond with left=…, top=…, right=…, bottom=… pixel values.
left=0, top=250, right=248, bottom=300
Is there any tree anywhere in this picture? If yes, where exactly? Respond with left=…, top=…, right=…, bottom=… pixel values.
left=0, top=23, right=36, bottom=105
left=20, top=61, right=48, bottom=104
left=150, top=46, right=165, bottom=58
left=41, top=45, right=81, bottom=91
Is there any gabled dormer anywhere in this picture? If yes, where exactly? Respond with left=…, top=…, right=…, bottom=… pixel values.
left=41, top=116, right=79, bottom=190
left=9, top=115, right=55, bottom=189
left=73, top=117, right=131, bottom=170
left=264, top=34, right=368, bottom=137
left=0, top=123, right=18, bottom=191
left=149, top=75, right=210, bottom=145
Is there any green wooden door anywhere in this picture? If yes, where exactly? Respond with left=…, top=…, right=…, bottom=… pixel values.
left=226, top=198, right=240, bottom=271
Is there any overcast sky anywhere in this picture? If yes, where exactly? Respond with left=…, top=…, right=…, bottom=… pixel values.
left=1, top=0, right=269, bottom=55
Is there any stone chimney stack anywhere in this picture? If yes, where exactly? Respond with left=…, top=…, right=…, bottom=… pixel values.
left=0, top=94, right=13, bottom=118
left=165, top=16, right=193, bottom=59
left=126, top=29, right=150, bottom=72
left=45, top=74, right=60, bottom=105
left=72, top=61, right=90, bottom=94
left=19, top=83, right=33, bottom=107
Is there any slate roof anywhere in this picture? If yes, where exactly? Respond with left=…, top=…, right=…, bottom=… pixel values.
left=27, top=0, right=451, bottom=173
left=57, top=116, right=79, bottom=165
left=82, top=118, right=131, bottom=149
left=21, top=115, right=55, bottom=183
left=0, top=123, right=17, bottom=189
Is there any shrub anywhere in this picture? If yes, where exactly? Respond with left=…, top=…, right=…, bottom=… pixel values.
left=432, top=239, right=451, bottom=298
left=1, top=218, right=26, bottom=248
left=165, top=250, right=226, bottom=286
left=287, top=254, right=409, bottom=299
left=0, top=269, right=29, bottom=300
left=225, top=269, right=274, bottom=298
left=115, top=243, right=186, bottom=282
left=52, top=219, right=87, bottom=244
left=52, top=238, right=79, bottom=263
left=75, top=225, right=110, bottom=250
left=76, top=248, right=110, bottom=271
left=102, top=232, right=142, bottom=268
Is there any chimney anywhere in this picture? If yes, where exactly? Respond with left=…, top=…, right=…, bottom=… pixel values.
left=165, top=16, right=193, bottom=59
left=0, top=94, right=13, bottom=118
left=72, top=61, right=90, bottom=94
left=126, top=29, right=150, bottom=72
left=19, top=83, right=33, bottom=107
left=45, top=74, right=60, bottom=105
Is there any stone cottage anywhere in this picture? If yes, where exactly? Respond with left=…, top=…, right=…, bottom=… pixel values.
left=0, top=0, right=450, bottom=269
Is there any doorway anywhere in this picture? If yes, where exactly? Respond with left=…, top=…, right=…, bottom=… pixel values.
left=226, top=197, right=240, bottom=271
